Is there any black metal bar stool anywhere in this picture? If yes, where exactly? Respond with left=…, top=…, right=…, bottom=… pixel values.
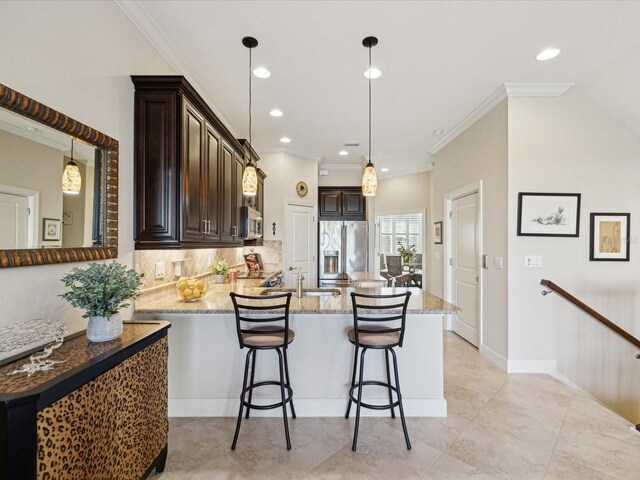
left=230, top=292, right=296, bottom=450
left=345, top=291, right=412, bottom=451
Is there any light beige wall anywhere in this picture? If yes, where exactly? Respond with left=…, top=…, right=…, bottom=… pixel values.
left=0, top=0, right=174, bottom=355
left=376, top=171, right=430, bottom=213
left=259, top=152, right=318, bottom=242
left=318, top=168, right=362, bottom=186
left=508, top=91, right=640, bottom=422
left=429, top=100, right=509, bottom=360
left=0, top=128, right=64, bottom=243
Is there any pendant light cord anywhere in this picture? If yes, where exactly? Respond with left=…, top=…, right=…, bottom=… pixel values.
left=71, top=138, right=74, bottom=162
left=368, top=45, right=372, bottom=165
left=249, top=46, right=252, bottom=146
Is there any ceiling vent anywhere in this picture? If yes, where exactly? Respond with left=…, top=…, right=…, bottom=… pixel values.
left=343, top=142, right=360, bottom=147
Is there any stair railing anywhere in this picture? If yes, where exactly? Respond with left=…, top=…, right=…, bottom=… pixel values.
left=540, top=279, right=640, bottom=433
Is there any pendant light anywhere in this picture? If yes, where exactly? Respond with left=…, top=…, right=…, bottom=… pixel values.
left=62, top=138, right=81, bottom=194
left=361, top=36, right=378, bottom=197
left=241, top=36, right=258, bottom=197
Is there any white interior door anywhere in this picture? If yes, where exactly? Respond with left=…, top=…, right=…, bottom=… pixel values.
left=451, top=193, right=480, bottom=346
left=284, top=202, right=315, bottom=288
left=0, top=192, right=28, bottom=249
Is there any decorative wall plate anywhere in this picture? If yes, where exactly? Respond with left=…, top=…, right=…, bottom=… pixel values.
left=296, top=181, right=308, bottom=197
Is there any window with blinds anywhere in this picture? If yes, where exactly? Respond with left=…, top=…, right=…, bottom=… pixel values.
left=377, top=213, right=423, bottom=255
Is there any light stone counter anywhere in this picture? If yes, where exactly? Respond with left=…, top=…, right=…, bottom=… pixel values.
left=134, top=280, right=458, bottom=419
left=135, top=280, right=458, bottom=315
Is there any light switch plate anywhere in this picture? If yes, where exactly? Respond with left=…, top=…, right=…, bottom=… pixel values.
left=494, top=257, right=503, bottom=269
left=434, top=251, right=441, bottom=261
left=524, top=255, right=542, bottom=268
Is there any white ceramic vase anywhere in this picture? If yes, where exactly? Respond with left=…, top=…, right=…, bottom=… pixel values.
left=87, top=313, right=123, bottom=343
left=215, top=274, right=226, bottom=284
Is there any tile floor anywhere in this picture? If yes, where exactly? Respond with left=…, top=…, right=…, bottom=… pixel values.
left=158, top=331, right=640, bottom=479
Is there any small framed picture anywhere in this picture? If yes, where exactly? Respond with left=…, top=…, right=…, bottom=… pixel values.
left=434, top=221, right=443, bottom=244
left=42, top=218, right=61, bottom=241
left=517, top=192, right=581, bottom=237
left=589, top=213, right=630, bottom=261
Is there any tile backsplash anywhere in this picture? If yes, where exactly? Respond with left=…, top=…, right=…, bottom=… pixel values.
left=136, top=247, right=244, bottom=290
left=243, top=240, right=282, bottom=271
left=135, top=241, right=283, bottom=307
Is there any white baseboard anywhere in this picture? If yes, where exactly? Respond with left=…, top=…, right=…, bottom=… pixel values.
left=169, top=398, right=448, bottom=418
left=506, top=359, right=557, bottom=373
left=480, top=344, right=507, bottom=371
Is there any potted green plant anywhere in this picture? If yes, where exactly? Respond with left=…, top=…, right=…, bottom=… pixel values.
left=210, top=257, right=229, bottom=284
left=60, top=261, right=142, bottom=343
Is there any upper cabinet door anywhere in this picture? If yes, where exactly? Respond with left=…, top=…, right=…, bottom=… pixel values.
left=319, top=190, right=342, bottom=217
left=134, top=91, right=179, bottom=245
left=220, top=142, right=235, bottom=243
left=204, top=122, right=221, bottom=241
left=233, top=153, right=246, bottom=245
left=342, top=190, right=366, bottom=218
left=182, top=100, right=207, bottom=242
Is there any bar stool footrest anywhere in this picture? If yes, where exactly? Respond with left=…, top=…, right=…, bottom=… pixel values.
left=349, top=380, right=400, bottom=410
left=242, top=380, right=293, bottom=410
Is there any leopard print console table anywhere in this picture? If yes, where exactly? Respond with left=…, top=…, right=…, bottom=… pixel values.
left=0, top=321, right=170, bottom=480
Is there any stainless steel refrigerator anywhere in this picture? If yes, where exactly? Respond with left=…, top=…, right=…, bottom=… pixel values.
left=318, top=220, right=368, bottom=287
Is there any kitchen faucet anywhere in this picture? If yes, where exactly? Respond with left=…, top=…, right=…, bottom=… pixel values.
left=289, top=266, right=305, bottom=298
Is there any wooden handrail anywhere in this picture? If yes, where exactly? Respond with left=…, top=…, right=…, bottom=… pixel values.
left=540, top=279, right=640, bottom=350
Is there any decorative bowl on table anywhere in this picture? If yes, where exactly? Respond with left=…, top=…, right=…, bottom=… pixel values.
left=176, top=277, right=207, bottom=302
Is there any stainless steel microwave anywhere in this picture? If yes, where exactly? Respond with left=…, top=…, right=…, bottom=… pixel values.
left=240, top=207, right=263, bottom=240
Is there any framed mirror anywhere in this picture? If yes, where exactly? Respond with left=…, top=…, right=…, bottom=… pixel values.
left=0, top=83, right=118, bottom=267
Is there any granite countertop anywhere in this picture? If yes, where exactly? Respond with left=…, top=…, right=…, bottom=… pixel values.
left=135, top=279, right=459, bottom=315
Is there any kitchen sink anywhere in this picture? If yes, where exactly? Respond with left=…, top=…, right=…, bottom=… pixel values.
left=259, top=288, right=341, bottom=297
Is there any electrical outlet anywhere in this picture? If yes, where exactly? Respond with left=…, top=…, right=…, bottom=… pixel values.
left=524, top=255, right=542, bottom=268
left=155, top=262, right=165, bottom=279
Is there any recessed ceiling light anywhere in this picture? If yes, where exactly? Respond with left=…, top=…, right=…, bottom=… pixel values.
left=269, top=109, right=283, bottom=117
left=280, top=137, right=291, bottom=143
left=338, top=150, right=349, bottom=156
left=535, top=48, right=560, bottom=61
left=381, top=168, right=389, bottom=172
left=253, top=67, right=271, bottom=78
left=433, top=129, right=445, bottom=136
left=25, top=126, right=37, bottom=132
left=363, top=67, right=381, bottom=79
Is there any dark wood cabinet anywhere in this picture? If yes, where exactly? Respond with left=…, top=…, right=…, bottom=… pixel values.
left=132, top=76, right=254, bottom=249
left=319, top=190, right=342, bottom=217
left=319, top=187, right=366, bottom=220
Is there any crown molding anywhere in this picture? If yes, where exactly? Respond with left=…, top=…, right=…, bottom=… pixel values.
left=115, top=0, right=239, bottom=137
left=504, top=82, right=574, bottom=97
left=427, top=85, right=507, bottom=155
left=427, top=82, right=575, bottom=155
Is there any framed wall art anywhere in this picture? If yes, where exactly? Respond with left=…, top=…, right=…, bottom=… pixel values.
left=42, top=218, right=61, bottom=242
left=517, top=192, right=581, bottom=237
left=589, top=213, right=630, bottom=261
left=434, top=221, right=443, bottom=244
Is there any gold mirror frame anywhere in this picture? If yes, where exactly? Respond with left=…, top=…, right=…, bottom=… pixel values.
left=0, top=83, right=118, bottom=268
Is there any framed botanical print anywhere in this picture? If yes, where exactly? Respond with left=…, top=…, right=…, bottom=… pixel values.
left=42, top=218, right=61, bottom=242
left=434, top=221, right=443, bottom=244
left=517, top=192, right=581, bottom=237
left=589, top=213, right=630, bottom=261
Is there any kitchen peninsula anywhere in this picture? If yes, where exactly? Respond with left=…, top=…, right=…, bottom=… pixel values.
left=134, top=281, right=457, bottom=418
